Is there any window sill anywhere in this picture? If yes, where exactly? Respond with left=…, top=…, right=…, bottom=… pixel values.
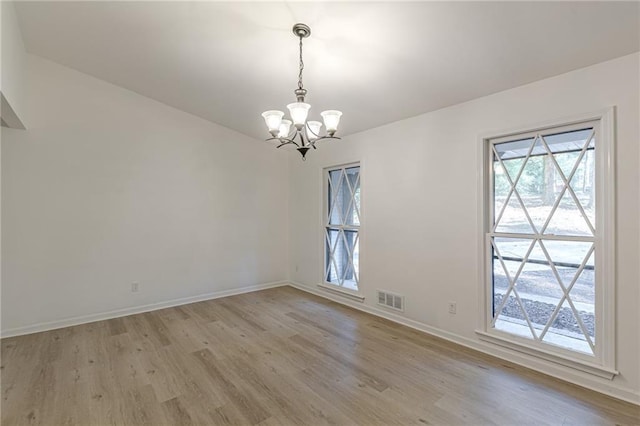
left=317, top=283, right=365, bottom=302
left=475, top=330, right=618, bottom=380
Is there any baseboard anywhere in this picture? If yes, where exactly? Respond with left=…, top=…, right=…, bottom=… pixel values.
left=287, top=281, right=640, bottom=406
left=0, top=281, right=287, bottom=338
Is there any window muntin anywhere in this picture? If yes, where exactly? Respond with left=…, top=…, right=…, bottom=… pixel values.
left=324, top=164, right=360, bottom=291
left=488, top=125, right=598, bottom=356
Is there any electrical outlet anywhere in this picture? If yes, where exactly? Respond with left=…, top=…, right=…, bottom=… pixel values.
left=131, top=282, right=139, bottom=293
left=448, top=302, right=457, bottom=314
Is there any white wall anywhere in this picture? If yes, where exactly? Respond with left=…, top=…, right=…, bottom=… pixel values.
left=1, top=55, right=289, bottom=334
left=288, top=53, right=640, bottom=403
left=0, top=1, right=27, bottom=128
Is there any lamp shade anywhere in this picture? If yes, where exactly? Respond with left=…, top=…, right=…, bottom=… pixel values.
left=278, top=120, right=292, bottom=138
left=287, top=102, right=311, bottom=127
left=320, top=110, right=342, bottom=132
left=306, top=121, right=322, bottom=140
left=262, top=110, right=284, bottom=133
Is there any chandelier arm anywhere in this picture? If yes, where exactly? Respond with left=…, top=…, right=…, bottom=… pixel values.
left=305, top=122, right=321, bottom=139
left=302, top=133, right=317, bottom=149
left=266, top=137, right=300, bottom=148
left=276, top=140, right=299, bottom=149
left=297, top=130, right=309, bottom=148
left=310, top=135, right=342, bottom=143
left=303, top=136, right=316, bottom=150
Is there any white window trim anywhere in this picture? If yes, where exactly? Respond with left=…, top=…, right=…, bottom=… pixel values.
left=319, top=161, right=365, bottom=302
left=475, top=107, right=617, bottom=379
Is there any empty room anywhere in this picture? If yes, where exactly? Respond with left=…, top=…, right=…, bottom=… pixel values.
left=1, top=1, right=639, bottom=425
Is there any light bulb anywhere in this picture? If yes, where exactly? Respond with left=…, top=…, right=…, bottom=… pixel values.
left=321, top=110, right=342, bottom=135
left=306, top=121, right=322, bottom=141
left=278, top=120, right=292, bottom=138
left=262, top=110, right=284, bottom=136
left=287, top=102, right=311, bottom=128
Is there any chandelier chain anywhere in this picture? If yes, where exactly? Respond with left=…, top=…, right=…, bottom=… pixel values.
left=298, top=36, right=304, bottom=90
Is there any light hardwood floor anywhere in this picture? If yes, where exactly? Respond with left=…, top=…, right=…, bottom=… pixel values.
left=1, top=286, right=638, bottom=425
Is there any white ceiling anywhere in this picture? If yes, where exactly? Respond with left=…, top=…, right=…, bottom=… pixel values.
left=14, top=1, right=640, bottom=140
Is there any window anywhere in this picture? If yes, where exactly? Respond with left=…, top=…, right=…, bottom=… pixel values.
left=478, top=110, right=616, bottom=378
left=324, top=163, right=361, bottom=292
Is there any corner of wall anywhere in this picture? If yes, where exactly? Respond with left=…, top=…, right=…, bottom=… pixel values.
left=1, top=1, right=28, bottom=129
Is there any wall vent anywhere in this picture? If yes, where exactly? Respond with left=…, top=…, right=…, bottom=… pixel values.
left=377, top=290, right=404, bottom=312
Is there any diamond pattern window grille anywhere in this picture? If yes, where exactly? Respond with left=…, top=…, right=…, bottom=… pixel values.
left=490, top=126, right=597, bottom=355
left=325, top=165, right=360, bottom=291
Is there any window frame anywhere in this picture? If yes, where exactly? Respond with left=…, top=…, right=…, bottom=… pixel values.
left=319, top=161, right=364, bottom=301
left=476, top=108, right=617, bottom=379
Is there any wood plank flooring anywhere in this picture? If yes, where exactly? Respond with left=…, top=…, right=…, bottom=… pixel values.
left=1, top=286, right=638, bottom=425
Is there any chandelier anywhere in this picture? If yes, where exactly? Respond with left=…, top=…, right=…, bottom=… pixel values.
left=261, top=23, right=342, bottom=160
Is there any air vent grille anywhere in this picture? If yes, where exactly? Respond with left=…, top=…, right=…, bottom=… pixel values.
left=377, top=290, right=404, bottom=312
